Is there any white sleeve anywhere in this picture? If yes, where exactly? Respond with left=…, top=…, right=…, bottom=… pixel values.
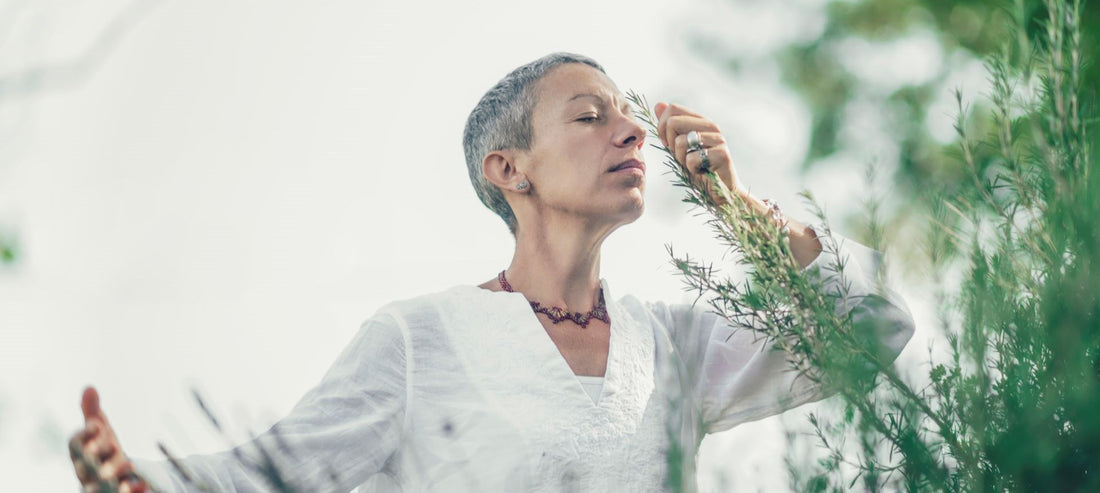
left=131, top=313, right=408, bottom=492
left=647, top=228, right=915, bottom=434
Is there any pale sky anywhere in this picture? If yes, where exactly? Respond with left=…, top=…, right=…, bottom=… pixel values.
left=0, top=0, right=953, bottom=490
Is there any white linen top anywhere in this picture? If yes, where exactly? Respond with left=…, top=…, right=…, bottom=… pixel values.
left=575, top=376, right=604, bottom=404
left=134, top=232, right=915, bottom=492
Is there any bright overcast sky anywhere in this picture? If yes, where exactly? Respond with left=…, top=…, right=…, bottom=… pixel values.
left=0, top=0, right=945, bottom=490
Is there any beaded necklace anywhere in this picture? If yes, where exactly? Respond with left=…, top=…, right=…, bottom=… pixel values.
left=497, top=270, right=610, bottom=328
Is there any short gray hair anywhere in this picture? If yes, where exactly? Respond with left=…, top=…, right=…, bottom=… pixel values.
left=462, top=52, right=606, bottom=234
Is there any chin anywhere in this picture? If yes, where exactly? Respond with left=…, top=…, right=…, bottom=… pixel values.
left=616, top=197, right=645, bottom=225
left=631, top=197, right=645, bottom=218
left=590, top=189, right=645, bottom=227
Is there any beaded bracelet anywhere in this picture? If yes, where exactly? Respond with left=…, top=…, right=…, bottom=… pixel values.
left=761, top=198, right=791, bottom=236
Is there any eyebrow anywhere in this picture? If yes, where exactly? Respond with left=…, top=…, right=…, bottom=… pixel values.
left=568, top=93, right=605, bottom=103
left=567, top=93, right=632, bottom=112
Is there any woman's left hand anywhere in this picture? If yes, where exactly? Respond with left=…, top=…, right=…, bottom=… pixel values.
left=653, top=102, right=745, bottom=204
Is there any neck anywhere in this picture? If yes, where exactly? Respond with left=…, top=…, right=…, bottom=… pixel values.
left=504, top=214, right=613, bottom=312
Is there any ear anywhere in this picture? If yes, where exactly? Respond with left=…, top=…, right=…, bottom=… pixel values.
left=482, top=150, right=528, bottom=193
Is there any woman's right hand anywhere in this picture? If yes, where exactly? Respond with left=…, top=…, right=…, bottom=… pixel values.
left=69, top=386, right=149, bottom=492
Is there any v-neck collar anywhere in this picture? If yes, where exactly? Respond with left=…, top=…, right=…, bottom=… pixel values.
left=439, top=279, right=654, bottom=415
left=482, top=279, right=617, bottom=409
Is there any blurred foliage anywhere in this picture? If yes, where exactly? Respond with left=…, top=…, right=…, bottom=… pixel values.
left=0, top=237, right=15, bottom=264
left=705, top=0, right=1098, bottom=251
left=781, top=0, right=1098, bottom=490
left=682, top=0, right=1100, bottom=490
left=787, top=0, right=1097, bottom=182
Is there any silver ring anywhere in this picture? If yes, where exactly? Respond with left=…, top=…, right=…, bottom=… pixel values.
left=698, top=148, right=711, bottom=173
left=686, top=131, right=703, bottom=151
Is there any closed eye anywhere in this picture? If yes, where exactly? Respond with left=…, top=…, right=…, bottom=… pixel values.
left=576, top=115, right=600, bottom=123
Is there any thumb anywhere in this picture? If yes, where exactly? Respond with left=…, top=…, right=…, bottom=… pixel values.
left=653, top=102, right=669, bottom=119
left=81, top=386, right=104, bottom=423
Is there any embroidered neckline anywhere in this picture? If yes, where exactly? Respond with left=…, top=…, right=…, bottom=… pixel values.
left=497, top=270, right=611, bottom=328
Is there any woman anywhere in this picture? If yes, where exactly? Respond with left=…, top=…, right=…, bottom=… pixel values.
left=71, top=53, right=914, bottom=492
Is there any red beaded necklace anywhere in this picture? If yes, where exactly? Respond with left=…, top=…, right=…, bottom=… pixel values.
left=498, top=270, right=610, bottom=328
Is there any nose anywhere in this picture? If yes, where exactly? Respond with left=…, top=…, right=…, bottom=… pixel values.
left=615, top=114, right=647, bottom=149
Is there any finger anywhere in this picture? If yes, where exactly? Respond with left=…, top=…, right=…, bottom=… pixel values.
left=97, top=441, right=118, bottom=463
left=686, top=160, right=724, bottom=202
left=653, top=102, right=668, bottom=120
left=97, top=447, right=128, bottom=478
left=72, top=432, right=106, bottom=486
left=684, top=147, right=711, bottom=175
left=82, top=388, right=115, bottom=439
left=655, top=102, right=704, bottom=120
left=657, top=103, right=698, bottom=147
left=654, top=105, right=669, bottom=148
left=704, top=145, right=740, bottom=192
left=654, top=103, right=706, bottom=147
left=84, top=432, right=121, bottom=465
left=663, top=115, right=716, bottom=155
left=82, top=422, right=100, bottom=446
left=673, top=131, right=725, bottom=169
left=120, top=478, right=150, bottom=493
left=685, top=146, right=738, bottom=201
left=83, top=437, right=101, bottom=462
left=654, top=104, right=670, bottom=148
left=686, top=145, right=731, bottom=175
left=662, top=115, right=720, bottom=155
left=82, top=387, right=102, bottom=422
left=669, top=103, right=704, bottom=118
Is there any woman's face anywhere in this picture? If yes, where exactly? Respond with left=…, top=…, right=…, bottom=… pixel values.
left=517, top=63, right=647, bottom=230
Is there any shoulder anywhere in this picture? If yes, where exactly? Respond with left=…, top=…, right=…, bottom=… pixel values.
left=370, top=284, right=479, bottom=315
left=614, top=291, right=716, bottom=332
left=616, top=293, right=676, bottom=328
left=612, top=291, right=728, bottom=373
left=365, top=284, right=498, bottom=333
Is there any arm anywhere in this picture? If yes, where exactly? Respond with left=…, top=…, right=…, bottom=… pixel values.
left=657, top=228, right=914, bottom=434
left=75, top=313, right=408, bottom=492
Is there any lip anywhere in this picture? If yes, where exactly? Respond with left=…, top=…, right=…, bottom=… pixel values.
left=610, top=158, right=646, bottom=174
